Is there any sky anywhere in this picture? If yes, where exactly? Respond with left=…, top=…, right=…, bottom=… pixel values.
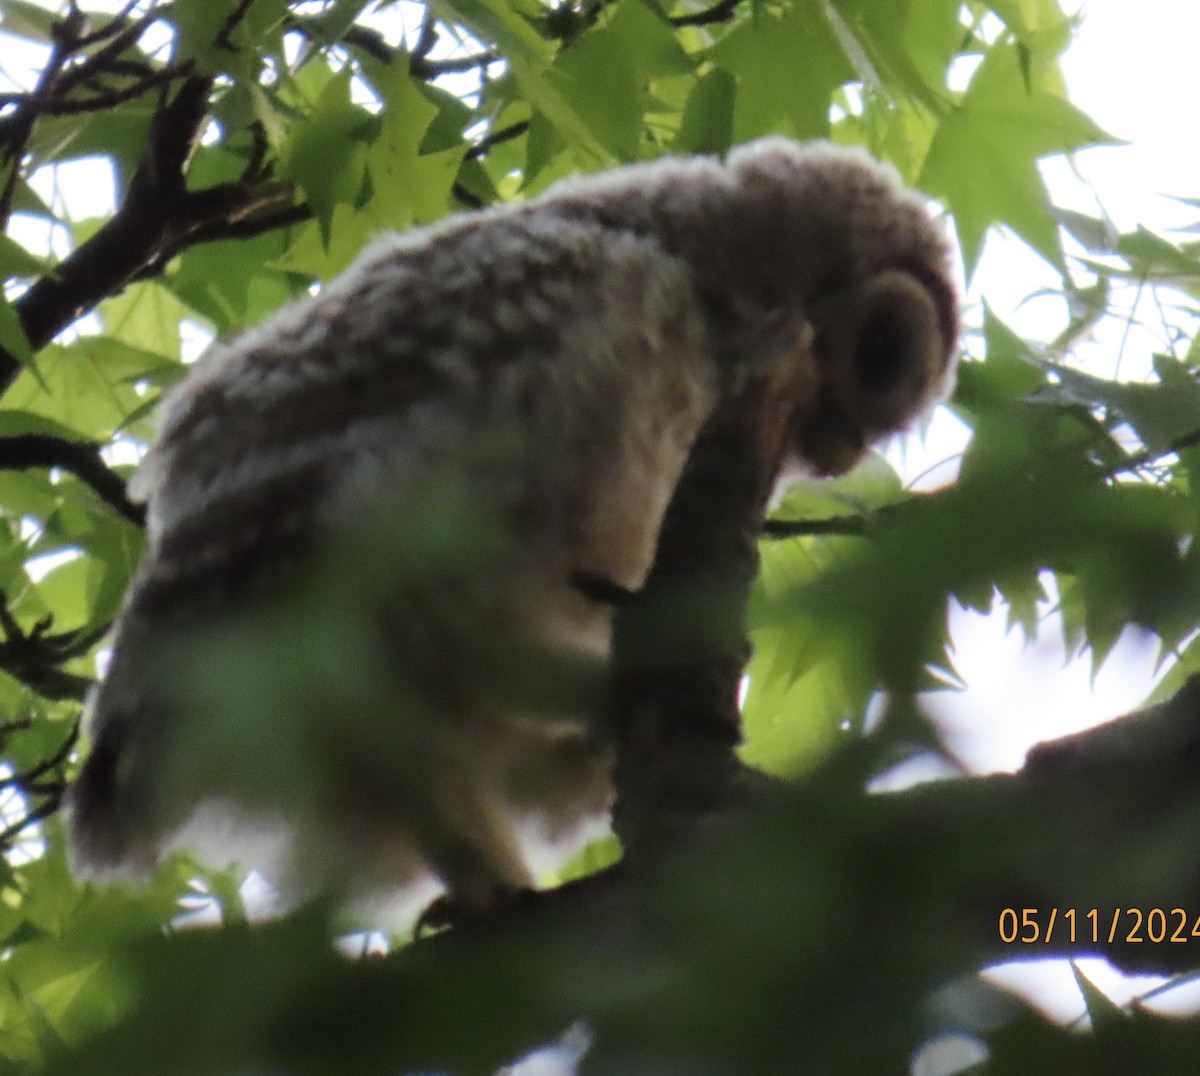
left=2, top=0, right=1200, bottom=1045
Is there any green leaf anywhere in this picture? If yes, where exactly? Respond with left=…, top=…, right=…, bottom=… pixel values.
left=672, top=68, right=736, bottom=155
left=272, top=206, right=378, bottom=281
left=98, top=283, right=189, bottom=362
left=0, top=294, right=34, bottom=368
left=1070, top=962, right=1126, bottom=1030
left=902, top=0, right=966, bottom=91
left=278, top=71, right=373, bottom=247
left=32, top=554, right=89, bottom=629
left=28, top=108, right=155, bottom=194
left=829, top=0, right=950, bottom=109
left=362, top=60, right=467, bottom=229
left=1035, top=363, right=1200, bottom=455
left=168, top=0, right=287, bottom=78
left=987, top=0, right=1076, bottom=53
left=763, top=472, right=1195, bottom=694
left=552, top=26, right=644, bottom=161
left=0, top=0, right=57, bottom=42
left=1117, top=226, right=1200, bottom=287
left=920, top=42, right=1116, bottom=273
left=167, top=231, right=296, bottom=334
left=1, top=336, right=168, bottom=439
left=709, top=4, right=854, bottom=141
left=606, top=0, right=694, bottom=80
left=0, top=235, right=47, bottom=282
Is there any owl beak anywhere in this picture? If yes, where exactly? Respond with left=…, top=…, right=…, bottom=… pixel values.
left=793, top=411, right=866, bottom=477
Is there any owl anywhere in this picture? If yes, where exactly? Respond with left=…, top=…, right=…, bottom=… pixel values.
left=68, top=138, right=958, bottom=915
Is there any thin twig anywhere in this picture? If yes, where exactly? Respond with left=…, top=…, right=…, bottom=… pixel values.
left=465, top=121, right=529, bottom=160
left=23, top=64, right=192, bottom=117
left=75, top=0, right=152, bottom=48
left=0, top=719, right=80, bottom=793
left=186, top=201, right=311, bottom=243
left=451, top=182, right=485, bottom=209
left=63, top=6, right=166, bottom=91
left=215, top=0, right=257, bottom=52
left=414, top=51, right=499, bottom=78
left=412, top=8, right=438, bottom=61
left=760, top=499, right=907, bottom=539
left=0, top=8, right=84, bottom=226
left=1106, top=427, right=1200, bottom=481
left=0, top=796, right=66, bottom=848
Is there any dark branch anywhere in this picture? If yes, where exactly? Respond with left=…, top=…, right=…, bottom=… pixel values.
left=0, top=589, right=103, bottom=702
left=760, top=514, right=871, bottom=538
left=1108, top=426, right=1200, bottom=479
left=0, top=7, right=84, bottom=226
left=465, top=121, right=529, bottom=160
left=670, top=0, right=743, bottom=27
left=186, top=201, right=312, bottom=244
left=0, top=435, right=144, bottom=525
left=412, top=8, right=438, bottom=61
left=62, top=6, right=168, bottom=94
left=0, top=74, right=304, bottom=395
left=413, top=50, right=499, bottom=78
left=215, top=0, right=257, bottom=52
left=285, top=18, right=395, bottom=64
left=0, top=796, right=65, bottom=848
left=75, top=0, right=154, bottom=48
left=0, top=718, right=80, bottom=794
left=19, top=64, right=192, bottom=117
left=760, top=500, right=908, bottom=539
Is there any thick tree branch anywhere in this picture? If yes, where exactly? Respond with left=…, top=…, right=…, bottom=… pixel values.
left=608, top=361, right=798, bottom=859
left=43, top=672, right=1200, bottom=1072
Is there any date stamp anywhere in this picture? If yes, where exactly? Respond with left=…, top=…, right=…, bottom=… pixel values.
left=999, top=907, right=1200, bottom=946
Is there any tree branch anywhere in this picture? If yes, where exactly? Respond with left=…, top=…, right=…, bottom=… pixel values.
left=0, top=73, right=306, bottom=396
left=609, top=349, right=805, bottom=859
left=670, top=0, right=743, bottom=28
left=465, top=121, right=529, bottom=160
left=0, top=6, right=86, bottom=227
left=43, top=672, right=1200, bottom=1071
left=14, top=64, right=193, bottom=117
left=0, top=434, right=144, bottom=525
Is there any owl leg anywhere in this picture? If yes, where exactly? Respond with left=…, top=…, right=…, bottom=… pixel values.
left=404, top=756, right=535, bottom=933
left=411, top=825, right=532, bottom=936
left=569, top=570, right=637, bottom=607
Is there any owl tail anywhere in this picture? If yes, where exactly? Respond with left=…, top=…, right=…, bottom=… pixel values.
left=68, top=707, right=156, bottom=880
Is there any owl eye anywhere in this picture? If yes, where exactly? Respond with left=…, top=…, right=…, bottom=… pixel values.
left=848, top=270, right=946, bottom=422
left=855, top=307, right=913, bottom=393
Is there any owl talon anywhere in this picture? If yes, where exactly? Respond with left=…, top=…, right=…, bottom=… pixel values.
left=415, top=886, right=536, bottom=937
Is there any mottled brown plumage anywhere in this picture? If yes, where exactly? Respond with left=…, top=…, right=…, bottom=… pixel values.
left=69, top=138, right=958, bottom=912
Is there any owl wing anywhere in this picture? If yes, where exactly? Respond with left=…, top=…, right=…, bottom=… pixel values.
left=68, top=209, right=722, bottom=894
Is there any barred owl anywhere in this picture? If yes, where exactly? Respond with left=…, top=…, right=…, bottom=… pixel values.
left=69, top=138, right=958, bottom=914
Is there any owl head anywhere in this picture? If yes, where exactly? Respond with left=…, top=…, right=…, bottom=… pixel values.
left=542, top=137, right=960, bottom=477
left=722, top=138, right=959, bottom=476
